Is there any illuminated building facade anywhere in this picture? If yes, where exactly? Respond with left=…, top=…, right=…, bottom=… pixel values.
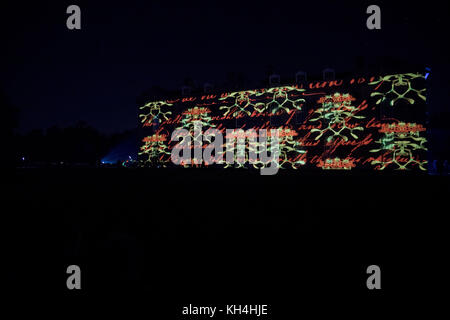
left=138, top=72, right=428, bottom=172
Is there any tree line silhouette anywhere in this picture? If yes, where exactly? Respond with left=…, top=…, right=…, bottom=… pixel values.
left=1, top=88, right=133, bottom=167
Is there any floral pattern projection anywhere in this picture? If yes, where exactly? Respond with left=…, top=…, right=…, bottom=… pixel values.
left=139, top=72, right=428, bottom=172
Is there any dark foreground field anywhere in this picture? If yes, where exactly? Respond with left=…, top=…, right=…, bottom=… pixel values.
left=3, top=168, right=449, bottom=315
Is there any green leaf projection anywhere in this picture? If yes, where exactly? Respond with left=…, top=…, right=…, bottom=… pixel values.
left=139, top=100, right=173, bottom=125
left=256, top=86, right=306, bottom=114
left=219, top=90, right=266, bottom=117
left=139, top=72, right=428, bottom=172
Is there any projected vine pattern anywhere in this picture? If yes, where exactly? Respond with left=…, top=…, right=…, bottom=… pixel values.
left=256, top=86, right=305, bottom=114
left=139, top=101, right=173, bottom=125
left=309, top=93, right=365, bottom=142
left=370, top=122, right=427, bottom=170
left=369, top=73, right=426, bottom=106
left=219, top=90, right=265, bottom=117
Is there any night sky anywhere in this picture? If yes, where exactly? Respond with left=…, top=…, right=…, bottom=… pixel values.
left=2, top=1, right=449, bottom=134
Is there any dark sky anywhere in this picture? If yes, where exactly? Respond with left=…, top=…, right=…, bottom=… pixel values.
left=2, top=1, right=449, bottom=134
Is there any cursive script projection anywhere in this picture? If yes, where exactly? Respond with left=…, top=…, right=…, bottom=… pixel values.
left=139, top=72, right=428, bottom=172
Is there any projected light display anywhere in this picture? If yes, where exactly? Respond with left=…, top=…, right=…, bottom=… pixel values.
left=139, top=72, right=428, bottom=171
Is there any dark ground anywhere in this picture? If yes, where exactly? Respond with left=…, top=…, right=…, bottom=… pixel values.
left=3, top=168, right=448, bottom=315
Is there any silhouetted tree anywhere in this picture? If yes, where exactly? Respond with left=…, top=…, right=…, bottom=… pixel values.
left=0, top=89, right=19, bottom=167
left=18, top=121, right=113, bottom=166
